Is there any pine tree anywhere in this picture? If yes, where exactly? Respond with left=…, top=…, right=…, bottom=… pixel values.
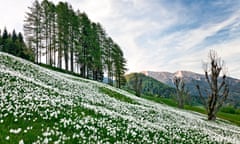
left=1, top=28, right=9, bottom=52
left=9, top=30, right=19, bottom=55
left=74, top=11, right=83, bottom=74
left=18, top=32, right=34, bottom=61
left=40, top=0, right=57, bottom=66
left=0, top=28, right=34, bottom=61
left=41, top=0, right=50, bottom=65
left=49, top=1, right=56, bottom=66
left=23, top=0, right=127, bottom=85
left=24, top=0, right=42, bottom=63
left=105, top=37, right=114, bottom=85
left=12, top=30, right=17, bottom=42
left=56, top=2, right=64, bottom=69
left=56, top=2, right=71, bottom=70
left=94, top=23, right=107, bottom=81
left=89, top=22, right=101, bottom=80
left=113, top=43, right=127, bottom=88
left=79, top=12, right=92, bottom=78
left=68, top=6, right=79, bottom=72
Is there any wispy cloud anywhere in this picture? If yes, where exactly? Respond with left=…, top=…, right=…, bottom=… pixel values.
left=1, top=0, right=240, bottom=78
left=72, top=0, right=240, bottom=78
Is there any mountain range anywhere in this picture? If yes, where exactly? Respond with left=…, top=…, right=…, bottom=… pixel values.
left=142, top=70, right=240, bottom=107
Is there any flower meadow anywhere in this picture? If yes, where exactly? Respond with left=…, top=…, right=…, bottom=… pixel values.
left=0, top=52, right=240, bottom=144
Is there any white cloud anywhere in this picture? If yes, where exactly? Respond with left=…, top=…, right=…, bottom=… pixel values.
left=1, top=0, right=240, bottom=78
left=97, top=0, right=186, bottom=72
left=140, top=9, right=240, bottom=77
left=206, top=39, right=240, bottom=78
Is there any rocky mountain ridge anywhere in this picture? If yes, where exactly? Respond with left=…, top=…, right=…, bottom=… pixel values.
left=142, top=70, right=240, bottom=107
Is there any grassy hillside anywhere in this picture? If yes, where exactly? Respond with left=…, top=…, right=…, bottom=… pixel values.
left=0, top=52, right=240, bottom=143
left=142, top=95, right=240, bottom=126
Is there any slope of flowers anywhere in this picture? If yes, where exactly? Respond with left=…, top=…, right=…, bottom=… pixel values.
left=0, top=52, right=240, bottom=144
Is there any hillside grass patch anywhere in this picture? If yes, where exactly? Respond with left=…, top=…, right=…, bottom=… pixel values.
left=143, top=95, right=240, bottom=126
left=1, top=53, right=240, bottom=143
left=99, top=87, right=138, bottom=105
left=142, top=95, right=177, bottom=107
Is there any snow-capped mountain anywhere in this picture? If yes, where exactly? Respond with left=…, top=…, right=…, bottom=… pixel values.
left=142, top=71, right=205, bottom=87
left=142, top=71, right=205, bottom=83
left=142, top=70, right=240, bottom=107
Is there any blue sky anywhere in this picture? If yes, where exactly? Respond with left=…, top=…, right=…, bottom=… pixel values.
left=1, top=0, right=240, bottom=78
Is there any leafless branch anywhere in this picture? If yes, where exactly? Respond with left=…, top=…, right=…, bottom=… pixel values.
left=196, top=84, right=208, bottom=110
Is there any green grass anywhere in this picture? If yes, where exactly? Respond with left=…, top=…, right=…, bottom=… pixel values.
left=99, top=87, right=138, bottom=105
left=142, top=95, right=177, bottom=107
left=38, top=63, right=82, bottom=78
left=217, top=112, right=240, bottom=126
left=0, top=105, right=119, bottom=143
left=1, top=53, right=240, bottom=143
left=142, top=95, right=240, bottom=126
left=185, top=106, right=240, bottom=126
left=220, top=106, right=240, bottom=114
left=185, top=105, right=206, bottom=114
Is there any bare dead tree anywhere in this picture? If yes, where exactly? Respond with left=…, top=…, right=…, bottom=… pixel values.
left=196, top=50, right=229, bottom=120
left=173, top=76, right=188, bottom=108
left=133, top=73, right=143, bottom=97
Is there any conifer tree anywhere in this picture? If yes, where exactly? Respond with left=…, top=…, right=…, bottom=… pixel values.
left=1, top=28, right=9, bottom=52
left=95, top=23, right=107, bottom=81
left=12, top=30, right=17, bottom=42
left=0, top=28, right=34, bottom=61
left=74, top=11, right=83, bottom=74
left=105, top=37, right=114, bottom=85
left=79, top=12, right=92, bottom=78
left=49, top=1, right=57, bottom=66
left=113, top=44, right=127, bottom=88
left=41, top=0, right=50, bottom=65
left=24, top=0, right=42, bottom=63
left=68, top=6, right=79, bottom=72
left=23, top=0, right=127, bottom=85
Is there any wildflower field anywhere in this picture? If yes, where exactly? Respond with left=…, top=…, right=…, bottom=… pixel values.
left=0, top=52, right=240, bottom=143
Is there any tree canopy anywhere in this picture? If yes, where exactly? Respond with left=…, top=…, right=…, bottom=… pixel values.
left=24, top=0, right=127, bottom=87
left=0, top=28, right=34, bottom=61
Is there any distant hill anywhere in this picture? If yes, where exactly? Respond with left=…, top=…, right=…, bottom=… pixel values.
left=125, top=73, right=175, bottom=98
left=142, top=71, right=240, bottom=107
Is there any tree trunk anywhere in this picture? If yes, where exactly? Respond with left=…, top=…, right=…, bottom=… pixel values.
left=58, top=44, right=62, bottom=69
left=64, top=45, right=68, bottom=71
left=208, top=111, right=216, bottom=120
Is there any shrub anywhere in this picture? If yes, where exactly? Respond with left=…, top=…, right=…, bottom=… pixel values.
left=220, top=106, right=236, bottom=114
